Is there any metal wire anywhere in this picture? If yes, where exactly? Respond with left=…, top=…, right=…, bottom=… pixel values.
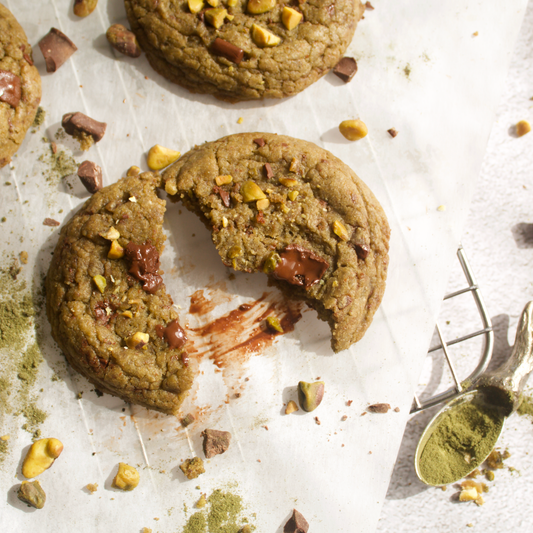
left=410, top=246, right=494, bottom=414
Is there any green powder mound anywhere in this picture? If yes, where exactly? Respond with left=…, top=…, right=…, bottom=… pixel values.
left=17, top=343, right=43, bottom=386
left=182, top=489, right=253, bottom=533
left=183, top=512, right=207, bottom=533
left=0, top=290, right=34, bottom=352
left=0, top=439, right=7, bottom=462
left=418, top=397, right=504, bottom=486
left=517, top=395, right=533, bottom=419
left=39, top=140, right=78, bottom=185
left=32, top=106, right=46, bottom=128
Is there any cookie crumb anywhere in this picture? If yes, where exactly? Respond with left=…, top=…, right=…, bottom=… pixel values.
left=237, top=117, right=244, bottom=124
left=387, top=128, right=398, bottom=138
left=43, top=218, right=60, bottom=227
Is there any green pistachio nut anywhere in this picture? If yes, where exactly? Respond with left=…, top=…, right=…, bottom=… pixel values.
left=262, top=251, right=281, bottom=274
left=298, top=381, right=325, bottom=412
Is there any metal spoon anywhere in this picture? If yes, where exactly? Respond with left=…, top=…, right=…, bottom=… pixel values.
left=414, top=300, right=533, bottom=486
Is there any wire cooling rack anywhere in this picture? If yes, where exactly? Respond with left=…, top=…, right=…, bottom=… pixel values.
left=410, top=246, right=494, bottom=414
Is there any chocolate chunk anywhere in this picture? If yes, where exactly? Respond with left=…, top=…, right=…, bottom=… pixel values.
left=201, top=429, right=231, bottom=458
left=253, top=138, right=266, bottom=147
left=62, top=112, right=107, bottom=143
left=181, top=413, right=195, bottom=427
left=211, top=38, right=244, bottom=65
left=365, top=1, right=375, bottom=10
left=213, top=185, right=230, bottom=207
left=43, top=218, right=60, bottom=227
left=367, top=402, right=391, bottom=413
left=39, top=28, right=78, bottom=73
left=387, top=128, right=398, bottom=138
left=0, top=70, right=21, bottom=108
left=124, top=242, right=163, bottom=294
left=273, top=244, right=329, bottom=288
left=284, top=509, right=309, bottom=533
left=158, top=318, right=187, bottom=349
left=264, top=162, right=274, bottom=179
left=333, top=57, right=358, bottom=83
left=77, top=160, right=103, bottom=193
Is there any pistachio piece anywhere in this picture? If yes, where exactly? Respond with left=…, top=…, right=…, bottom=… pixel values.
left=17, top=480, right=46, bottom=509
left=241, top=180, right=266, bottom=202
left=262, top=251, right=281, bottom=273
left=73, top=0, right=98, bottom=18
left=99, top=227, right=120, bottom=241
left=279, top=177, right=298, bottom=187
left=516, top=120, right=531, bottom=137
left=108, top=240, right=125, bottom=259
left=459, top=487, right=479, bottom=502
left=121, top=310, right=133, bottom=318
left=266, top=316, right=283, bottom=333
left=281, top=6, right=303, bottom=30
left=22, top=438, right=64, bottom=479
left=289, top=157, right=299, bottom=172
left=247, top=0, right=276, bottom=14
left=126, top=332, right=149, bottom=349
left=280, top=203, right=290, bottom=214
left=285, top=400, right=299, bottom=414
left=222, top=216, right=229, bottom=228
left=93, top=275, right=107, bottom=293
left=251, top=24, right=281, bottom=47
left=112, top=462, right=140, bottom=491
left=228, top=245, right=243, bottom=258
left=215, top=174, right=233, bottom=186
left=297, top=381, right=325, bottom=412
left=180, top=457, right=205, bottom=479
left=147, top=145, right=181, bottom=170
left=127, top=165, right=141, bottom=177
left=256, top=198, right=270, bottom=210
left=106, top=24, right=141, bottom=58
left=196, top=494, right=207, bottom=508
left=339, top=119, right=368, bottom=141
left=205, top=8, right=228, bottom=29
left=165, top=180, right=178, bottom=196
left=228, top=0, right=238, bottom=5
left=332, top=220, right=350, bottom=241
left=288, top=190, right=299, bottom=201
left=207, top=0, right=219, bottom=5
left=188, top=0, right=204, bottom=13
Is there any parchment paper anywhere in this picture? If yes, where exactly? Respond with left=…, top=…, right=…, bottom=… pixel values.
left=0, top=0, right=528, bottom=532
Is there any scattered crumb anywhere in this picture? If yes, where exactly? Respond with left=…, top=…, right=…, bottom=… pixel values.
left=346, top=400, right=353, bottom=406
left=86, top=483, right=98, bottom=493
left=437, top=205, right=446, bottom=212
left=394, top=407, right=400, bottom=412
left=387, top=128, right=398, bottom=138
left=367, top=403, right=391, bottom=413
left=365, top=1, right=374, bottom=9
left=472, top=31, right=478, bottom=37
left=516, top=120, right=531, bottom=137
left=19, top=251, right=28, bottom=264
left=341, top=415, right=348, bottom=421
left=43, top=218, right=60, bottom=227
left=237, top=117, right=244, bottom=124
left=314, top=416, right=321, bottom=425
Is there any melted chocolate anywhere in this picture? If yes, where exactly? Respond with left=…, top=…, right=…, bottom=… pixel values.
left=164, top=319, right=187, bottom=349
left=124, top=242, right=163, bottom=294
left=273, top=244, right=329, bottom=288
left=0, top=70, right=21, bottom=108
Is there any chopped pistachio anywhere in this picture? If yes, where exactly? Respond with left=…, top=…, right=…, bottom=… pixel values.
left=332, top=220, right=350, bottom=241
left=126, top=332, right=150, bottom=349
left=228, top=245, right=243, bottom=258
left=126, top=165, right=141, bottom=177
left=108, top=240, right=125, bottom=259
left=205, top=8, right=228, bottom=29
left=285, top=400, right=299, bottom=414
left=93, top=275, right=107, bottom=293
left=215, top=174, right=233, bottom=186
left=112, top=463, right=140, bottom=491
left=279, top=177, right=298, bottom=187
left=241, top=180, right=266, bottom=202
left=266, top=316, right=283, bottom=332
left=147, top=144, right=181, bottom=170
left=339, top=119, right=368, bottom=141
left=251, top=24, right=281, bottom=47
left=288, top=190, right=299, bottom=201
left=256, top=198, right=270, bottom=210
left=282, top=6, right=303, bottom=30
left=100, top=227, right=120, bottom=240
left=222, top=216, right=228, bottom=228
left=247, top=0, right=276, bottom=14
left=188, top=0, right=204, bottom=12
left=263, top=251, right=281, bottom=273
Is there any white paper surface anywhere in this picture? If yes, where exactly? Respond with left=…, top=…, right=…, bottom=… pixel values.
left=0, top=1, right=527, bottom=532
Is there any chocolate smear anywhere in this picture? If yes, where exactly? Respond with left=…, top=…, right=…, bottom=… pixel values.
left=211, top=38, right=244, bottom=64
left=273, top=244, right=329, bottom=288
left=39, top=28, right=78, bottom=73
left=284, top=509, right=309, bottom=533
left=333, top=57, right=358, bottom=83
left=201, top=429, right=231, bottom=458
left=156, top=319, right=187, bottom=349
left=124, top=242, right=163, bottom=294
left=0, top=70, right=21, bottom=108
left=77, top=160, right=102, bottom=193
left=62, top=112, right=107, bottom=143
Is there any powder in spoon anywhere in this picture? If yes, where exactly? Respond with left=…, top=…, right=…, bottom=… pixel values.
left=418, top=396, right=504, bottom=485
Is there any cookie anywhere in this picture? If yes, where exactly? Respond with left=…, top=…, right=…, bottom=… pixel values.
left=0, top=4, right=41, bottom=168
left=124, top=0, right=364, bottom=101
left=46, top=172, right=193, bottom=415
left=162, top=133, right=390, bottom=352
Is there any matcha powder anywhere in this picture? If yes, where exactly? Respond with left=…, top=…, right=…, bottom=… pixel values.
left=418, top=397, right=504, bottom=485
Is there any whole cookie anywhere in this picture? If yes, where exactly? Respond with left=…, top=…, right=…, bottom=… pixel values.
left=0, top=4, right=41, bottom=167
left=125, top=0, right=364, bottom=101
left=163, top=133, right=390, bottom=352
left=46, top=172, right=193, bottom=415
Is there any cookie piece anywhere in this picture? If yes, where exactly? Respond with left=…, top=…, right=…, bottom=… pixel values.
left=46, top=172, right=193, bottom=414
left=124, top=0, right=364, bottom=101
left=0, top=4, right=41, bottom=168
left=162, top=133, right=390, bottom=352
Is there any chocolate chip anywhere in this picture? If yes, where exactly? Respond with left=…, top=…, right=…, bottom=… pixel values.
left=273, top=244, right=329, bottom=288
left=124, top=242, right=163, bottom=294
left=387, top=128, right=398, bottom=138
left=0, top=70, right=22, bottom=109
left=211, top=37, right=244, bottom=65
left=284, top=509, right=309, bottom=533
left=367, top=403, right=391, bottom=413
left=213, top=185, right=230, bottom=207
left=39, top=28, right=78, bottom=73
left=181, top=413, right=195, bottom=427
left=43, top=218, right=60, bottom=227
left=326, top=4, right=335, bottom=16
left=62, top=112, right=107, bottom=143
left=253, top=138, right=266, bottom=147
left=160, top=319, right=187, bottom=349
left=77, top=160, right=102, bottom=194
left=264, top=162, right=274, bottom=179
left=333, top=57, right=358, bottom=83
left=201, top=429, right=231, bottom=458
left=353, top=243, right=370, bottom=260
left=365, top=1, right=375, bottom=10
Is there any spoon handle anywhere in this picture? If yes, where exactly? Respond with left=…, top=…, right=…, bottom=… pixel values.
left=476, top=301, right=533, bottom=414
